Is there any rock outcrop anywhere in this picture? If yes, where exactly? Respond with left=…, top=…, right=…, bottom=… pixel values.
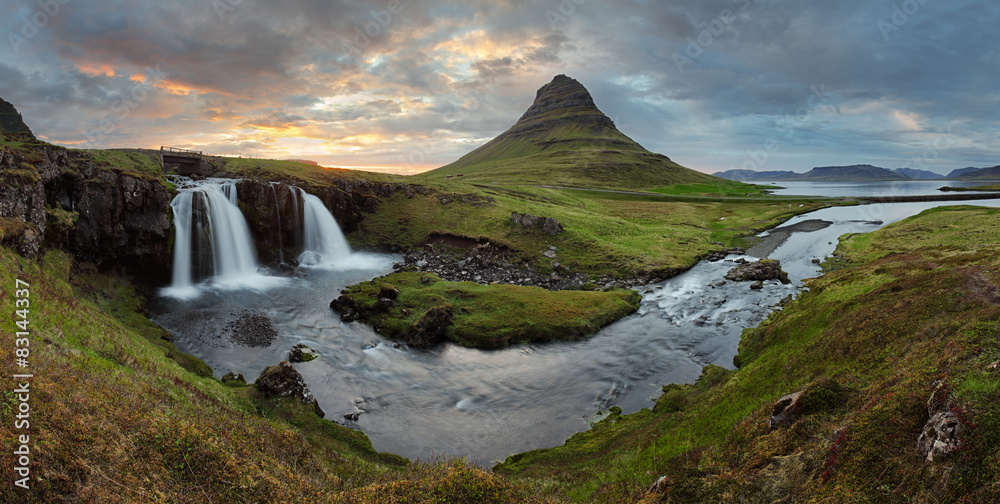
left=769, top=391, right=804, bottom=429
left=725, top=259, right=791, bottom=285
left=0, top=141, right=172, bottom=273
left=917, top=383, right=963, bottom=462
left=403, top=306, right=454, bottom=347
left=255, top=361, right=324, bottom=418
left=289, top=343, right=319, bottom=363
left=511, top=212, right=563, bottom=235
left=0, top=98, right=33, bottom=136
left=233, top=178, right=435, bottom=265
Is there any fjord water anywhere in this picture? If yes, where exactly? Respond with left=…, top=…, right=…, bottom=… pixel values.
left=752, top=179, right=997, bottom=197
left=152, top=182, right=1000, bottom=464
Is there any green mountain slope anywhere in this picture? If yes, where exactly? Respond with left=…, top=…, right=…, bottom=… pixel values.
left=423, top=75, right=715, bottom=189
left=0, top=97, right=33, bottom=137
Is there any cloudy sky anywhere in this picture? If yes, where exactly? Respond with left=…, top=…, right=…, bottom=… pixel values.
left=1, top=0, right=997, bottom=175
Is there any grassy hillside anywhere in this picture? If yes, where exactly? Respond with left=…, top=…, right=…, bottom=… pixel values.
left=0, top=247, right=561, bottom=503
left=497, top=206, right=1000, bottom=503
left=335, top=272, right=641, bottom=348
left=350, top=182, right=832, bottom=279
left=423, top=75, right=717, bottom=190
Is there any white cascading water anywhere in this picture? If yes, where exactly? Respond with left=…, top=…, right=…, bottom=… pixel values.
left=298, top=193, right=352, bottom=267
left=163, top=179, right=268, bottom=299
left=167, top=191, right=195, bottom=296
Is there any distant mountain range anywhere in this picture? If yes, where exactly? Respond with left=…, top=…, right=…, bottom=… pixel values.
left=715, top=164, right=1000, bottom=181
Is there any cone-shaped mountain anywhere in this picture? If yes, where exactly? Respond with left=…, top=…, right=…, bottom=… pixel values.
left=0, top=97, right=34, bottom=137
left=425, top=75, right=714, bottom=189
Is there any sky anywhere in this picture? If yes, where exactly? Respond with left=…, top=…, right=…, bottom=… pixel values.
left=1, top=0, right=998, bottom=175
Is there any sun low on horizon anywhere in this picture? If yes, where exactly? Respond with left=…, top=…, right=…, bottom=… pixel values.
left=2, top=0, right=999, bottom=175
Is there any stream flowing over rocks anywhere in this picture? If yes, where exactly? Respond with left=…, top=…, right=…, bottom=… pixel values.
left=152, top=193, right=1000, bottom=464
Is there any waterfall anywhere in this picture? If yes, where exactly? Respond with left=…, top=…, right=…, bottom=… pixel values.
left=168, top=192, right=194, bottom=294
left=289, top=186, right=301, bottom=251
left=202, top=182, right=258, bottom=280
left=270, top=184, right=284, bottom=263
left=298, top=193, right=352, bottom=267
left=163, top=178, right=271, bottom=299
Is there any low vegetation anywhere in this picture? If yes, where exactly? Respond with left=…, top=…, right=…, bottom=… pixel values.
left=497, top=206, right=1000, bottom=503
left=335, top=271, right=642, bottom=348
left=351, top=182, right=832, bottom=279
left=0, top=247, right=557, bottom=503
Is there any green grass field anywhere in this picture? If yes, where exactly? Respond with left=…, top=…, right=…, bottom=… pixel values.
left=496, top=206, right=1000, bottom=503
left=335, top=272, right=641, bottom=348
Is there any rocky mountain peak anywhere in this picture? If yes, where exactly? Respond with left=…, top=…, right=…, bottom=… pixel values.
left=516, top=74, right=607, bottom=124
left=0, top=97, right=34, bottom=137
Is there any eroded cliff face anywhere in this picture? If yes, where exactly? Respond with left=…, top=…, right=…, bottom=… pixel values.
left=0, top=142, right=173, bottom=279
left=235, top=178, right=428, bottom=265
left=1, top=137, right=427, bottom=278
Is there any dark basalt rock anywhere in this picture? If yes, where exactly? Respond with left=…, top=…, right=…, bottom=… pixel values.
left=403, top=305, right=454, bottom=348
left=331, top=295, right=361, bottom=322
left=256, top=361, right=324, bottom=418
left=725, top=259, right=791, bottom=285
left=379, top=284, right=400, bottom=300
left=221, top=372, right=246, bottom=384
left=0, top=140, right=172, bottom=273
left=289, top=343, right=319, bottom=363
left=705, top=248, right=747, bottom=262
left=511, top=212, right=563, bottom=236
left=769, top=391, right=804, bottom=429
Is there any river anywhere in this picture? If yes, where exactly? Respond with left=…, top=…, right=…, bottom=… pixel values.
left=150, top=182, right=1000, bottom=464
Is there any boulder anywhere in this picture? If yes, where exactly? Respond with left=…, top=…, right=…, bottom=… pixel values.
left=402, top=305, right=454, bottom=347
left=221, top=372, right=246, bottom=384
left=330, top=295, right=361, bottom=322
left=750, top=281, right=764, bottom=290
left=289, top=343, right=319, bottom=363
left=375, top=297, right=395, bottom=313
left=917, top=383, right=962, bottom=462
left=725, top=259, right=791, bottom=284
left=378, top=284, right=399, bottom=299
left=256, top=361, right=324, bottom=418
left=511, top=212, right=563, bottom=236
left=769, top=391, right=803, bottom=429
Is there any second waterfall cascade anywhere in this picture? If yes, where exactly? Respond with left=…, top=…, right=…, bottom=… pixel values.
left=163, top=178, right=353, bottom=298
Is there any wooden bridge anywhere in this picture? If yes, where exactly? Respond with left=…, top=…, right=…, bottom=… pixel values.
left=161, top=146, right=211, bottom=176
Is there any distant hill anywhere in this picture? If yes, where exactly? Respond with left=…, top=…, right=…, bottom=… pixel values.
left=0, top=97, right=33, bottom=137
left=801, top=165, right=907, bottom=180
left=715, top=165, right=907, bottom=182
left=286, top=159, right=319, bottom=166
left=893, top=168, right=943, bottom=179
left=946, top=166, right=1000, bottom=179
left=422, top=75, right=715, bottom=189
left=712, top=169, right=797, bottom=181
left=946, top=167, right=983, bottom=178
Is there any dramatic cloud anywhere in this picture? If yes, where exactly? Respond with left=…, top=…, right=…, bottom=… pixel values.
left=1, top=0, right=997, bottom=174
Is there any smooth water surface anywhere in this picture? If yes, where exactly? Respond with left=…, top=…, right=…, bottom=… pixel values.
left=150, top=183, right=1000, bottom=464
left=748, top=179, right=1000, bottom=197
